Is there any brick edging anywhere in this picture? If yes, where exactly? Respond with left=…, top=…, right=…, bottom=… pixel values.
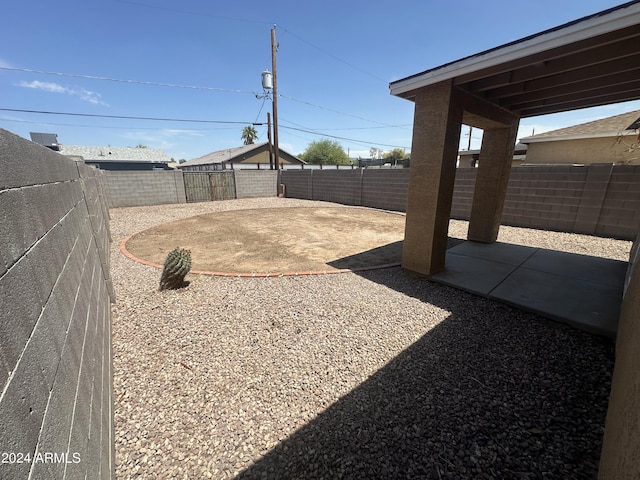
left=119, top=233, right=400, bottom=277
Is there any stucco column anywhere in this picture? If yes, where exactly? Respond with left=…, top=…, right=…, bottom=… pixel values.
left=598, top=226, right=640, bottom=479
left=402, top=81, right=463, bottom=276
left=467, top=119, right=519, bottom=243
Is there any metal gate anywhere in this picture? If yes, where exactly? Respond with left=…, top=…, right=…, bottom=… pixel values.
left=184, top=172, right=236, bottom=203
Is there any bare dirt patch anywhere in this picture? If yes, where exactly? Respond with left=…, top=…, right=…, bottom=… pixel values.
left=124, top=207, right=407, bottom=273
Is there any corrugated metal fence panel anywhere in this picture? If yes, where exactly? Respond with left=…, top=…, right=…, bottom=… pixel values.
left=184, top=172, right=212, bottom=203
left=210, top=171, right=236, bottom=200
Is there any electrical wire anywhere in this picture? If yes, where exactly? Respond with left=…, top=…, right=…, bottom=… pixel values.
left=254, top=96, right=268, bottom=124
left=279, top=94, right=403, bottom=127
left=0, top=67, right=254, bottom=94
left=278, top=27, right=387, bottom=84
left=4, top=66, right=399, bottom=127
left=279, top=125, right=409, bottom=149
left=0, top=108, right=256, bottom=125
left=1, top=107, right=409, bottom=148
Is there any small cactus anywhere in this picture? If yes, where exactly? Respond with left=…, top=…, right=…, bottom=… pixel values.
left=159, top=248, right=192, bottom=290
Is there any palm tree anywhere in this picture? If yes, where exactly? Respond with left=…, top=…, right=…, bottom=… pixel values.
left=241, top=125, right=258, bottom=145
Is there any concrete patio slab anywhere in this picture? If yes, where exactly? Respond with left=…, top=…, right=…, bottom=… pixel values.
left=447, top=240, right=537, bottom=265
left=430, top=241, right=627, bottom=337
left=520, top=249, right=627, bottom=287
left=433, top=253, right=518, bottom=295
left=491, top=267, right=623, bottom=337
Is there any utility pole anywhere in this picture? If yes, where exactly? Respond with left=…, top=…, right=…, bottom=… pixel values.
left=267, top=112, right=273, bottom=170
left=271, top=26, right=280, bottom=170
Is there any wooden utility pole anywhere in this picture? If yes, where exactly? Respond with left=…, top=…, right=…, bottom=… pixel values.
left=271, top=26, right=280, bottom=170
left=267, top=112, right=273, bottom=170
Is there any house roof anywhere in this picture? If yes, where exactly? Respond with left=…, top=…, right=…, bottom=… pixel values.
left=520, top=109, right=640, bottom=143
left=180, top=142, right=304, bottom=167
left=390, top=1, right=640, bottom=119
left=59, top=145, right=171, bottom=163
left=459, top=143, right=528, bottom=156
left=182, top=143, right=268, bottom=167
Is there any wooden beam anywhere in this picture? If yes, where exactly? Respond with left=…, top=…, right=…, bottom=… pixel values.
left=509, top=78, right=640, bottom=112
left=456, top=87, right=519, bottom=129
left=518, top=91, right=640, bottom=117
left=500, top=70, right=640, bottom=108
left=485, top=53, right=640, bottom=101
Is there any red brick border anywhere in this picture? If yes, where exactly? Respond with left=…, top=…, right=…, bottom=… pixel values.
left=119, top=232, right=400, bottom=277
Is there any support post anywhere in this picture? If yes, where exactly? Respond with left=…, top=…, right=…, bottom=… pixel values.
left=402, top=81, right=463, bottom=276
left=467, top=119, right=519, bottom=243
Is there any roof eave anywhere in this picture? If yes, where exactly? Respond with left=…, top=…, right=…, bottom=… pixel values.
left=520, top=130, right=638, bottom=144
left=389, top=2, right=640, bottom=98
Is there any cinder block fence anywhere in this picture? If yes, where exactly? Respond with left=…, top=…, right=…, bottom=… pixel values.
left=0, top=129, right=115, bottom=479
left=280, top=166, right=640, bottom=240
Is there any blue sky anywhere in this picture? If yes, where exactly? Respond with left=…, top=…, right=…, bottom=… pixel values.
left=2, top=0, right=639, bottom=160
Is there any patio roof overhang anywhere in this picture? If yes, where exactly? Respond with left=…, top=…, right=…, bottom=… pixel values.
left=390, top=1, right=640, bottom=119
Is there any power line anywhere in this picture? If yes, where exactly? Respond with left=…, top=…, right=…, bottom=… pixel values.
left=115, top=1, right=385, bottom=84
left=0, top=117, right=239, bottom=131
left=279, top=27, right=387, bottom=84
left=0, top=67, right=254, bottom=94
left=1, top=108, right=410, bottom=148
left=279, top=125, right=409, bottom=149
left=280, top=117, right=410, bottom=131
left=279, top=94, right=403, bottom=127
left=5, top=66, right=399, bottom=127
left=0, top=108, right=255, bottom=125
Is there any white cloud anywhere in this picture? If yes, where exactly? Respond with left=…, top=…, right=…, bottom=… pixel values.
left=17, top=80, right=107, bottom=105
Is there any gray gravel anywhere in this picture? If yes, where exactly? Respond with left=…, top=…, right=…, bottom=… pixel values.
left=111, top=198, right=630, bottom=479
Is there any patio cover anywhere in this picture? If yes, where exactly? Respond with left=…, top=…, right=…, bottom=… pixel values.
left=389, top=0, right=640, bottom=276
left=389, top=2, right=640, bottom=478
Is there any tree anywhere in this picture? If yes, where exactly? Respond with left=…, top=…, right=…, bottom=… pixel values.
left=241, top=125, right=258, bottom=145
left=369, top=147, right=383, bottom=159
left=135, top=144, right=148, bottom=149
left=383, top=148, right=408, bottom=162
left=300, top=139, right=350, bottom=165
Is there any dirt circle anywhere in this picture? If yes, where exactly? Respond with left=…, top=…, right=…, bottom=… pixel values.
left=122, top=207, right=406, bottom=275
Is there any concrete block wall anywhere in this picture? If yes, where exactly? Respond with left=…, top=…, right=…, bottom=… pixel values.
left=311, top=170, right=363, bottom=205
left=280, top=170, right=313, bottom=199
left=450, top=168, right=477, bottom=219
left=361, top=169, right=410, bottom=211
left=103, top=170, right=186, bottom=207
left=596, top=165, right=640, bottom=239
left=235, top=170, right=278, bottom=198
left=0, top=129, right=114, bottom=479
left=280, top=164, right=640, bottom=240
left=502, top=165, right=589, bottom=233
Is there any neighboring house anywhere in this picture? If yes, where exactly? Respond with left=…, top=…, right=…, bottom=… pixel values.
left=59, top=145, right=173, bottom=170
left=458, top=143, right=528, bottom=168
left=179, top=142, right=305, bottom=171
left=29, top=132, right=173, bottom=170
left=519, top=109, right=640, bottom=165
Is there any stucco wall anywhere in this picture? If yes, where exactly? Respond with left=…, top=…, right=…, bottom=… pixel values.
left=525, top=136, right=640, bottom=165
left=599, top=223, right=640, bottom=479
left=0, top=129, right=115, bottom=479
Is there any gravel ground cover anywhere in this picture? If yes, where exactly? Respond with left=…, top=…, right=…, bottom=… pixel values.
left=111, top=198, right=630, bottom=479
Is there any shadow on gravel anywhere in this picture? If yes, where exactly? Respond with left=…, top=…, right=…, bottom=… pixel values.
left=234, top=267, right=614, bottom=480
left=327, top=237, right=465, bottom=270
